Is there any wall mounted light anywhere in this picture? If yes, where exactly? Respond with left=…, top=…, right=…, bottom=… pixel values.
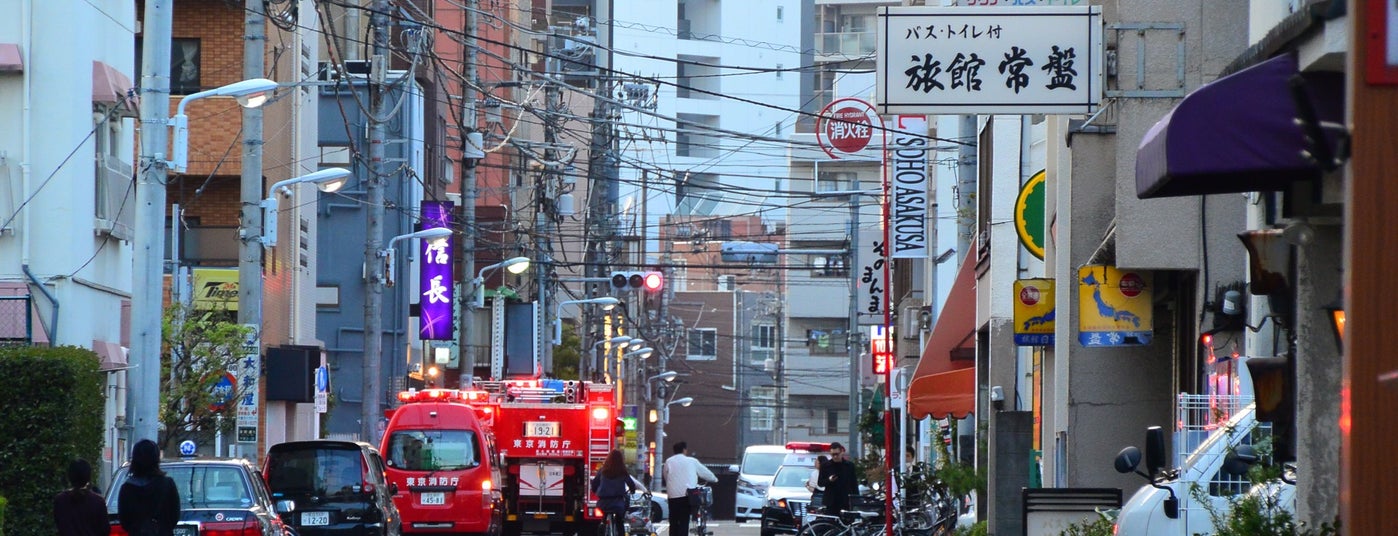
left=1325, top=297, right=1345, bottom=353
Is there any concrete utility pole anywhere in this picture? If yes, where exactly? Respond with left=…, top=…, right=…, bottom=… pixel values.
left=238, top=0, right=266, bottom=457
left=131, top=0, right=173, bottom=444
left=458, top=0, right=478, bottom=385
left=362, top=0, right=391, bottom=443
left=847, top=197, right=861, bottom=453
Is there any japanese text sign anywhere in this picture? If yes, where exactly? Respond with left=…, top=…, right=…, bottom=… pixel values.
left=419, top=201, right=455, bottom=340
left=1077, top=265, right=1153, bottom=347
left=876, top=6, right=1103, bottom=115
left=856, top=227, right=888, bottom=325
left=1013, top=278, right=1055, bottom=346
left=816, top=98, right=882, bottom=159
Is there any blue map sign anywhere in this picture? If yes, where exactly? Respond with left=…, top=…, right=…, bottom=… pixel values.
left=209, top=372, right=237, bottom=411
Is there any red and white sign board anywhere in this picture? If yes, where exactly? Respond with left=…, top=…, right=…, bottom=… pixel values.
left=816, top=98, right=883, bottom=159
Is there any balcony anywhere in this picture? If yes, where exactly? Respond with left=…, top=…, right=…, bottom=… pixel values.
left=816, top=31, right=876, bottom=60
left=94, top=154, right=135, bottom=241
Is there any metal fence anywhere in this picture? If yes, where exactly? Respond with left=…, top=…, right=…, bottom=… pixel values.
left=0, top=295, right=33, bottom=346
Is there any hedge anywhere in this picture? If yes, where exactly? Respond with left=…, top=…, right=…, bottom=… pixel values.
left=0, top=346, right=105, bottom=536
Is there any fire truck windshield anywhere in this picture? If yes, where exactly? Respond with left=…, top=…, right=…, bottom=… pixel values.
left=385, top=430, right=480, bottom=471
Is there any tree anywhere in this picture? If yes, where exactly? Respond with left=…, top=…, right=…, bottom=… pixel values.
left=552, top=327, right=582, bottom=380
left=159, top=303, right=256, bottom=450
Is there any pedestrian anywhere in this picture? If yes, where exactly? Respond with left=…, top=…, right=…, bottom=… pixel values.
left=54, top=458, right=110, bottom=536
left=663, top=441, right=717, bottom=536
left=805, top=455, right=829, bottom=508
left=117, top=439, right=180, bottom=536
left=818, top=442, right=858, bottom=516
left=590, top=450, right=637, bottom=536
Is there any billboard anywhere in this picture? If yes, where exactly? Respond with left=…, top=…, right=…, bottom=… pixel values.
left=1077, top=265, right=1153, bottom=347
left=1013, top=278, right=1055, bottom=346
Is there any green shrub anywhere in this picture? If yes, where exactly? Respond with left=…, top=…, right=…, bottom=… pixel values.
left=0, top=346, right=106, bottom=536
left=0, top=495, right=7, bottom=533
left=1059, top=513, right=1114, bottom=536
left=953, top=520, right=987, bottom=536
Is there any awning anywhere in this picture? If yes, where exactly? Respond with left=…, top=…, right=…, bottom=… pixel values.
left=908, top=255, right=977, bottom=420
left=1135, top=53, right=1344, bottom=199
left=0, top=44, right=21, bottom=72
left=92, top=61, right=139, bottom=115
left=93, top=340, right=128, bottom=371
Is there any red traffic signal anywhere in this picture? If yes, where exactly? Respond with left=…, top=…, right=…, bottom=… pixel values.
left=643, top=271, right=663, bottom=291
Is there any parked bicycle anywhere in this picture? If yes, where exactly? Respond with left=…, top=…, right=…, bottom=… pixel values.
left=688, top=484, right=713, bottom=536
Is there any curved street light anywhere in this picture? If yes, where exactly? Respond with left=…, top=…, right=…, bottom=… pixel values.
left=379, top=227, right=453, bottom=287
left=171, top=78, right=280, bottom=172
left=624, top=346, right=654, bottom=359
left=553, top=297, right=620, bottom=345
left=471, top=256, right=531, bottom=308
left=647, top=371, right=678, bottom=383
left=259, top=168, right=352, bottom=247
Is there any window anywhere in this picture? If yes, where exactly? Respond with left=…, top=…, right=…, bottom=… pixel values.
left=775, top=65, right=784, bottom=81
left=687, top=328, right=718, bottom=360
left=170, top=38, right=202, bottom=94
left=812, top=255, right=848, bottom=277
left=826, top=409, right=846, bottom=434
left=672, top=259, right=689, bottom=292
left=750, top=387, right=777, bottom=431
left=753, top=325, right=777, bottom=349
left=816, top=171, right=857, bottom=192
left=385, top=429, right=480, bottom=471
left=776, top=6, right=784, bottom=21
left=806, top=328, right=848, bottom=355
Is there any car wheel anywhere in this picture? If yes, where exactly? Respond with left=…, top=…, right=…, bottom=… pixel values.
left=651, top=503, right=663, bottom=523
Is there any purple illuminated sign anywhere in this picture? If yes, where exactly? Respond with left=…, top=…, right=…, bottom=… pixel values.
left=419, top=201, right=454, bottom=340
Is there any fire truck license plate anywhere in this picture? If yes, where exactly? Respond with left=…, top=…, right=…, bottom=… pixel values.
left=525, top=421, right=560, bottom=437
left=420, top=492, right=446, bottom=505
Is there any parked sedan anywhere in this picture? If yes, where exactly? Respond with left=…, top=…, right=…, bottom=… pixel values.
left=106, top=458, right=296, bottom=536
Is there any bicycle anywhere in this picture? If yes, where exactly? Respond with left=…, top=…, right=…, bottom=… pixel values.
left=687, top=484, right=713, bottom=536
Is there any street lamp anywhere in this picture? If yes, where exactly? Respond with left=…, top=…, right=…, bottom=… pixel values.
left=471, top=256, right=532, bottom=308
left=379, top=228, right=453, bottom=287
left=170, top=78, right=279, bottom=172
left=553, top=297, right=621, bottom=345
left=652, top=395, right=695, bottom=490
left=647, top=371, right=678, bottom=383
left=624, top=347, right=654, bottom=359
left=259, top=168, right=352, bottom=248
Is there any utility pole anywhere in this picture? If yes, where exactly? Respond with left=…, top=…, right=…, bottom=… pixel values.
left=237, top=0, right=266, bottom=457
left=458, top=0, right=478, bottom=386
left=131, top=0, right=173, bottom=444
left=540, top=82, right=559, bottom=373
left=847, top=197, right=861, bottom=453
left=362, top=0, right=390, bottom=443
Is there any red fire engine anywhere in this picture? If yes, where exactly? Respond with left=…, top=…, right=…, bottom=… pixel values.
left=475, top=379, right=620, bottom=536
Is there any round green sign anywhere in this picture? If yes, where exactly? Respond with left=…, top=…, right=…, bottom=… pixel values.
left=1015, top=170, right=1047, bottom=260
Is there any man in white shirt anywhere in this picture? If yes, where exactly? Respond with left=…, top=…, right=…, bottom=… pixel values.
left=663, top=441, right=717, bottom=536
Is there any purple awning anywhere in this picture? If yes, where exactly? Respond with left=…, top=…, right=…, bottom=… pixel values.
left=1136, top=53, right=1343, bottom=199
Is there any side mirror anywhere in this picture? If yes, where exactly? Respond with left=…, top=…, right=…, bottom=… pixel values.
left=1222, top=444, right=1258, bottom=477
left=727, top=464, right=739, bottom=473
left=1144, top=426, right=1167, bottom=478
left=1114, top=446, right=1142, bottom=474
left=275, top=499, right=296, bottom=514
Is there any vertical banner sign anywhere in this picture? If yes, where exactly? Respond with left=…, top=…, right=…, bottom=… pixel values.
left=419, top=201, right=454, bottom=340
left=1013, top=278, right=1055, bottom=346
left=891, top=115, right=929, bottom=259
left=1077, top=265, right=1153, bottom=347
left=855, top=227, right=888, bottom=325
left=875, top=6, right=1104, bottom=115
left=237, top=325, right=260, bottom=444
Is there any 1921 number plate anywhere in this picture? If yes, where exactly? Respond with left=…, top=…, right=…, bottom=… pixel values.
left=301, top=512, right=330, bottom=526
left=420, top=492, right=446, bottom=505
left=524, top=421, right=559, bottom=437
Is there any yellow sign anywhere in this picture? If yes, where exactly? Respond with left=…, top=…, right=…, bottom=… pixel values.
left=1077, top=265, right=1152, bottom=346
left=1013, top=278, right=1055, bottom=346
left=1014, top=170, right=1047, bottom=260
left=192, top=268, right=238, bottom=311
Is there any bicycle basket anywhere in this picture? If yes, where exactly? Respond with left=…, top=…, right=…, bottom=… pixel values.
left=686, top=487, right=712, bottom=508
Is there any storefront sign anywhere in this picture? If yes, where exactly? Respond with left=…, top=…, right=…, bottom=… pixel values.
left=1015, top=170, right=1047, bottom=259
left=891, top=115, right=929, bottom=259
left=1013, top=278, right=1055, bottom=346
left=237, top=324, right=260, bottom=445
left=193, top=268, right=238, bottom=311
left=419, top=201, right=454, bottom=340
left=856, top=228, right=888, bottom=325
left=876, top=6, right=1103, bottom=115
left=1077, top=265, right=1152, bottom=347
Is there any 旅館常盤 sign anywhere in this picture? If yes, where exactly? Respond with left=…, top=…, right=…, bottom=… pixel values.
left=1077, top=265, right=1152, bottom=347
left=875, top=6, right=1103, bottom=115
left=419, top=201, right=455, bottom=340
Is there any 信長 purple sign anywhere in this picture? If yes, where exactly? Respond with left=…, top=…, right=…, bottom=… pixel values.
left=419, top=201, right=454, bottom=340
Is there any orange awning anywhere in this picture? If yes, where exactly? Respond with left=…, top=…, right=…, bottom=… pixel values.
left=908, top=255, right=977, bottom=419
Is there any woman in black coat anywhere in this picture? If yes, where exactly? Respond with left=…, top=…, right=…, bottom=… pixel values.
left=117, top=439, right=181, bottom=536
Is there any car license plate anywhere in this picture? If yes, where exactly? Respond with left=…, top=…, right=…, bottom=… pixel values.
left=420, top=492, right=446, bottom=505
left=524, top=421, right=559, bottom=437
left=173, top=524, right=198, bottom=536
left=301, top=512, right=330, bottom=526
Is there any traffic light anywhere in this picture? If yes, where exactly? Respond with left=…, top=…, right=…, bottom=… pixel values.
left=610, top=271, right=663, bottom=292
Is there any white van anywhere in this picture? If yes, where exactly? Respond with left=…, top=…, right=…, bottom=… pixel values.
left=734, top=443, right=830, bottom=522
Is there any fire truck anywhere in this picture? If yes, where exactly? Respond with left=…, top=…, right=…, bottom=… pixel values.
left=474, top=379, right=622, bottom=536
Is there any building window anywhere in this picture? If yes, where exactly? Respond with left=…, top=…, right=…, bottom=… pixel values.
left=775, top=65, right=783, bottom=80
left=777, top=6, right=784, bottom=21
left=687, top=328, right=718, bottom=360
left=806, top=328, right=848, bottom=355
left=812, top=255, right=848, bottom=277
left=816, top=171, right=857, bottom=192
left=170, top=38, right=202, bottom=95
left=750, top=387, right=777, bottom=431
left=754, top=324, right=777, bottom=349
left=826, top=409, right=846, bottom=434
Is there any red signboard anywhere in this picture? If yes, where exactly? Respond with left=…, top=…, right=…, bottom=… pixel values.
left=816, top=97, right=883, bottom=159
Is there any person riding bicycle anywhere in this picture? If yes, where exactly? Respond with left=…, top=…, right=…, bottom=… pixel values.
left=663, top=441, right=716, bottom=536
left=591, top=450, right=636, bottom=536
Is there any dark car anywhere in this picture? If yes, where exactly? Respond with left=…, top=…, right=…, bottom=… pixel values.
left=264, top=440, right=401, bottom=536
left=105, top=458, right=295, bottom=536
